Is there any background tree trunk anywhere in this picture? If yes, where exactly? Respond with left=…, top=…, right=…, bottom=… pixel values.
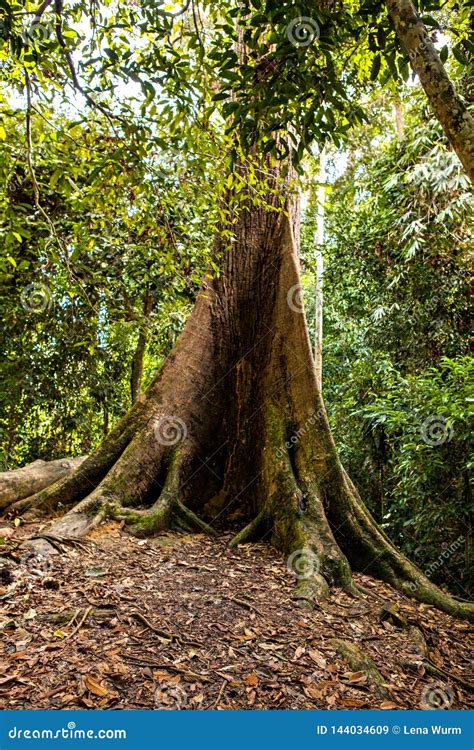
left=313, top=149, right=326, bottom=387
left=386, top=0, right=474, bottom=179
left=130, top=290, right=153, bottom=404
left=394, top=99, right=404, bottom=138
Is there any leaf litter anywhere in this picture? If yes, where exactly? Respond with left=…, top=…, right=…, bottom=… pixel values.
left=0, top=521, right=472, bottom=710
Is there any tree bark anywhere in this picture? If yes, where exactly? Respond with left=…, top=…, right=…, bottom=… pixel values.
left=386, top=0, right=474, bottom=180
left=2, top=160, right=472, bottom=620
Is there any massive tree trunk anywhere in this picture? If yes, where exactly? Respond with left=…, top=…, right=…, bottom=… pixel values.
left=2, top=161, right=472, bottom=620
left=386, top=0, right=474, bottom=180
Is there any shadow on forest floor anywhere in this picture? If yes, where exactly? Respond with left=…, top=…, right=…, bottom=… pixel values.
left=0, top=522, right=472, bottom=710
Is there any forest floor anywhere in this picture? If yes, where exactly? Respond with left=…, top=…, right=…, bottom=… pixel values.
left=0, top=521, right=472, bottom=711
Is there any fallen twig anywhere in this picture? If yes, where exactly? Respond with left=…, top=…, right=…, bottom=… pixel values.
left=66, top=606, right=92, bottom=639
left=229, top=596, right=264, bottom=617
left=122, top=654, right=209, bottom=682
left=212, top=679, right=227, bottom=708
left=129, top=610, right=201, bottom=647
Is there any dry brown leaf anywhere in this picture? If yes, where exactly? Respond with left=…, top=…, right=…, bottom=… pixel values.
left=0, top=675, right=20, bottom=686
left=380, top=700, right=399, bottom=709
left=312, top=679, right=339, bottom=689
left=340, top=698, right=369, bottom=707
left=343, top=671, right=367, bottom=684
left=244, top=672, right=259, bottom=687
left=83, top=675, right=109, bottom=697
left=305, top=685, right=324, bottom=700
left=309, top=650, right=327, bottom=669
left=190, top=692, right=204, bottom=705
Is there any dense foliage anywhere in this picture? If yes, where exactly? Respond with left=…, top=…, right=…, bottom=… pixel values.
left=0, top=104, right=214, bottom=461
left=302, top=97, right=473, bottom=595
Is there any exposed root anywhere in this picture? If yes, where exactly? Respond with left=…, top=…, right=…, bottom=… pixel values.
left=66, top=606, right=92, bottom=639
left=228, top=510, right=268, bottom=547
left=108, top=453, right=217, bottom=537
left=173, top=501, right=217, bottom=536
left=407, top=626, right=474, bottom=691
left=39, top=608, right=116, bottom=625
left=293, top=572, right=330, bottom=604
left=7, top=411, right=471, bottom=624
left=226, top=444, right=355, bottom=605
left=0, top=457, right=86, bottom=513
left=277, top=507, right=352, bottom=602
left=6, top=396, right=151, bottom=520
left=114, top=498, right=216, bottom=538
left=28, top=534, right=91, bottom=552
left=325, top=468, right=474, bottom=621
left=357, top=510, right=473, bottom=621
left=24, top=491, right=115, bottom=552
left=330, top=638, right=390, bottom=699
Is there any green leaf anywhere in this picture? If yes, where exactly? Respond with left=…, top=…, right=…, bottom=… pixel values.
left=370, top=55, right=381, bottom=81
